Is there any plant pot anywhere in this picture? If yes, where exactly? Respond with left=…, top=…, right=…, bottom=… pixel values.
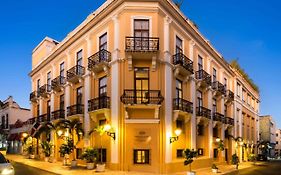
left=71, top=160, right=78, bottom=167
left=86, top=163, right=95, bottom=170
left=187, top=171, right=196, bottom=175
left=96, top=164, right=105, bottom=172
left=44, top=157, right=49, bottom=162
left=212, top=169, right=218, bottom=173
left=29, top=154, right=35, bottom=159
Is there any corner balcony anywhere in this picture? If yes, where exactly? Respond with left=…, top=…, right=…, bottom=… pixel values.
left=121, top=89, right=164, bottom=120
left=88, top=49, right=111, bottom=74
left=172, top=53, right=194, bottom=79
left=225, top=117, right=234, bottom=126
left=88, top=96, right=110, bottom=122
left=38, top=84, right=52, bottom=98
left=212, top=81, right=226, bottom=97
left=67, top=104, right=84, bottom=120
left=67, top=65, right=85, bottom=84
left=196, top=106, right=211, bottom=126
left=51, top=109, right=65, bottom=121
left=30, top=91, right=38, bottom=102
left=195, top=70, right=212, bottom=89
left=225, top=90, right=234, bottom=103
left=173, top=98, right=193, bottom=122
left=51, top=76, right=66, bottom=92
left=125, top=37, right=159, bottom=52
left=213, top=112, right=225, bottom=127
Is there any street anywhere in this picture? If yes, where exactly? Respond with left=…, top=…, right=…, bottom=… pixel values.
left=11, top=161, right=59, bottom=175
left=227, top=161, right=281, bottom=175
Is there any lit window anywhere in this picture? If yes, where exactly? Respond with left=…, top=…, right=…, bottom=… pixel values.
left=134, top=149, right=149, bottom=164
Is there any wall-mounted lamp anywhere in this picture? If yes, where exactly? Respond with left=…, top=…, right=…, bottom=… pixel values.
left=170, top=129, right=182, bottom=144
left=215, top=137, right=221, bottom=143
left=22, top=133, right=28, bottom=138
left=104, top=124, right=116, bottom=140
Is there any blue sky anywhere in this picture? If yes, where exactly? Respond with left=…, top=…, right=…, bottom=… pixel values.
left=0, top=1, right=280, bottom=127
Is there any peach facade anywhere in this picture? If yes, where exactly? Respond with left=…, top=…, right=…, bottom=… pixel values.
left=28, top=0, right=260, bottom=173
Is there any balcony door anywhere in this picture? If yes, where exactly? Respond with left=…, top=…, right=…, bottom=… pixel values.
left=198, top=55, right=203, bottom=71
left=176, top=36, right=183, bottom=54
left=213, top=68, right=217, bottom=82
left=134, top=67, right=149, bottom=104
left=47, top=100, right=51, bottom=121
left=76, top=87, right=83, bottom=105
left=213, top=98, right=217, bottom=114
left=99, top=33, right=107, bottom=61
left=134, top=19, right=149, bottom=50
left=60, top=94, right=64, bottom=111
left=99, top=76, right=107, bottom=97
left=47, top=71, right=51, bottom=91
left=76, top=50, right=83, bottom=75
left=197, top=90, right=203, bottom=108
left=176, top=79, right=183, bottom=108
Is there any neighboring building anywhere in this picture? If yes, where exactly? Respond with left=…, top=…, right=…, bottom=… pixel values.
left=28, top=0, right=260, bottom=173
left=0, top=96, right=31, bottom=151
left=259, top=115, right=276, bottom=158
left=275, top=129, right=281, bottom=157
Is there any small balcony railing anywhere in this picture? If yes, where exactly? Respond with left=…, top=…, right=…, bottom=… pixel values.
left=88, top=96, right=110, bottom=112
left=225, top=90, right=234, bottom=102
left=51, top=76, right=66, bottom=91
left=121, top=89, right=164, bottom=105
left=67, top=104, right=84, bottom=117
left=213, top=112, right=225, bottom=122
left=25, top=117, right=37, bottom=125
left=173, top=98, right=193, bottom=114
left=38, top=84, right=52, bottom=97
left=125, top=37, right=159, bottom=52
left=88, top=49, right=111, bottom=71
left=196, top=106, right=211, bottom=119
left=225, top=117, right=234, bottom=125
left=195, top=69, right=212, bottom=87
left=30, top=91, right=38, bottom=102
left=212, top=81, right=226, bottom=95
left=37, top=114, right=48, bottom=123
left=172, top=53, right=194, bottom=74
left=51, top=109, right=65, bottom=120
left=67, top=65, right=85, bottom=82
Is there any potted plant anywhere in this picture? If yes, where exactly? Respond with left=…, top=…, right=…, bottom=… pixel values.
left=41, top=141, right=53, bottom=162
left=248, top=153, right=257, bottom=165
left=27, top=145, right=35, bottom=159
left=59, top=138, right=75, bottom=166
left=231, top=153, right=239, bottom=170
left=211, top=164, right=219, bottom=173
left=183, top=149, right=198, bottom=175
left=82, top=148, right=98, bottom=170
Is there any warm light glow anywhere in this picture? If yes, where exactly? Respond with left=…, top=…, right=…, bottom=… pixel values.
left=104, top=124, right=112, bottom=132
left=239, top=142, right=244, bottom=146
left=57, top=130, right=63, bottom=137
left=22, top=133, right=28, bottom=138
left=174, top=129, right=182, bottom=136
left=216, top=137, right=221, bottom=143
left=64, top=131, right=69, bottom=137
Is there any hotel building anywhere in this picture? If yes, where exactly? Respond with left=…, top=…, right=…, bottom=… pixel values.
left=28, top=0, right=260, bottom=173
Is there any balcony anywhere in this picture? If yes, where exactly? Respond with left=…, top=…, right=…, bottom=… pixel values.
left=212, top=81, right=226, bottom=97
left=195, top=70, right=211, bottom=89
left=67, top=104, right=84, bottom=119
left=88, top=96, right=110, bottom=112
left=88, top=49, right=111, bottom=74
left=213, top=112, right=225, bottom=123
left=67, top=65, right=85, bottom=84
left=51, top=109, right=65, bottom=121
left=225, top=90, right=234, bottom=103
left=38, top=84, right=52, bottom=98
left=30, top=91, right=38, bottom=102
left=125, top=37, right=159, bottom=52
left=225, top=117, right=234, bottom=126
left=24, top=117, right=37, bottom=125
left=173, top=98, right=193, bottom=114
left=172, top=53, right=194, bottom=78
left=121, top=89, right=164, bottom=105
left=51, top=76, right=66, bottom=92
left=196, top=106, right=211, bottom=119
left=37, top=114, right=49, bottom=123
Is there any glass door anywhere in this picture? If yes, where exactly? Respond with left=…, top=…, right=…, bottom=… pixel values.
left=134, top=68, right=149, bottom=104
left=134, top=19, right=149, bottom=50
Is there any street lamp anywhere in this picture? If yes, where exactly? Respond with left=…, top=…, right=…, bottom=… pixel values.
left=22, top=133, right=28, bottom=138
left=216, top=137, right=221, bottom=143
left=170, top=129, right=182, bottom=144
left=104, top=124, right=116, bottom=140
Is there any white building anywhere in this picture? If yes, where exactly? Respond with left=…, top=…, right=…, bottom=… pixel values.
left=275, top=129, right=281, bottom=157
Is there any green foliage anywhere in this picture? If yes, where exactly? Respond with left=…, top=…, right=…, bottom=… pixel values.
left=212, top=164, right=218, bottom=169
left=218, top=140, right=225, bottom=151
left=41, top=141, right=53, bottom=157
left=231, top=154, right=239, bottom=165
left=59, top=138, right=75, bottom=157
left=0, top=147, right=7, bottom=151
left=248, top=154, right=257, bottom=162
left=229, top=59, right=259, bottom=92
left=82, top=148, right=98, bottom=163
left=183, top=149, right=198, bottom=172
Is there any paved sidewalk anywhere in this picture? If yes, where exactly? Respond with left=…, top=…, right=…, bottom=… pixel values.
left=6, top=155, right=257, bottom=175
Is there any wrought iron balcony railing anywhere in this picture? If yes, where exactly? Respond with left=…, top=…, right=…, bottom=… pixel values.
left=67, top=104, right=84, bottom=116
left=173, top=98, right=193, bottom=114
left=88, top=49, right=111, bottom=71
left=24, top=117, right=37, bottom=125
left=196, top=106, right=211, bottom=119
left=225, top=90, right=234, bottom=102
left=51, top=109, right=65, bottom=120
left=212, top=81, right=226, bottom=95
left=125, top=37, right=159, bottom=52
left=67, top=65, right=85, bottom=81
left=51, top=76, right=66, bottom=91
left=88, top=96, right=110, bottom=112
left=30, top=91, right=38, bottom=102
left=172, top=53, right=194, bottom=74
left=225, top=117, right=234, bottom=125
left=195, top=69, right=212, bottom=87
left=213, top=112, right=225, bottom=122
left=37, top=114, right=48, bottom=123
left=121, top=89, right=164, bottom=105
left=38, top=84, right=52, bottom=97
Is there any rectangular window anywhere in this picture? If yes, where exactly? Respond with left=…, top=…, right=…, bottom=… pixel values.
left=198, top=55, right=203, bottom=70
left=99, top=33, right=107, bottom=51
left=212, top=98, right=217, bottom=114
left=134, top=67, right=149, bottom=104
left=176, top=79, right=183, bottom=99
left=97, top=148, right=107, bottom=163
left=213, top=127, right=218, bottom=137
left=213, top=68, right=217, bottom=82
left=60, top=94, right=64, bottom=110
left=47, top=71, right=51, bottom=91
left=133, top=149, right=150, bottom=164
left=176, top=119, right=184, bottom=129
left=134, top=19, right=149, bottom=38
left=214, top=149, right=218, bottom=158
left=77, top=50, right=83, bottom=66
left=37, top=79, right=41, bottom=90
left=242, top=89, right=246, bottom=101
left=198, top=124, right=204, bottom=136
left=47, top=100, right=51, bottom=120
left=60, top=62, right=65, bottom=77
left=237, top=83, right=241, bottom=97
left=76, top=87, right=83, bottom=104
left=197, top=90, right=203, bottom=108
left=224, top=78, right=227, bottom=89
left=99, top=76, right=107, bottom=97
left=175, top=36, right=183, bottom=54
left=176, top=149, right=184, bottom=158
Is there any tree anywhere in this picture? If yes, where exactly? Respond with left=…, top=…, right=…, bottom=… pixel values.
left=183, top=149, right=198, bottom=172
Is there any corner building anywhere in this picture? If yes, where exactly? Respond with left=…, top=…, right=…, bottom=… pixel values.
left=29, top=0, right=260, bottom=173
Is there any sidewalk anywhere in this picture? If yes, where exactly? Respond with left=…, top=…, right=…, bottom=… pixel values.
left=6, top=155, right=257, bottom=175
